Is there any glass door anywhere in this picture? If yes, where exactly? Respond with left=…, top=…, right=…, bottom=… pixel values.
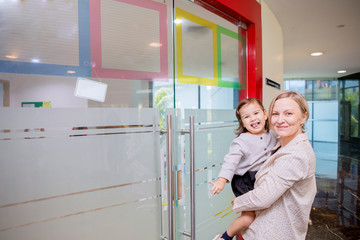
left=173, top=0, right=246, bottom=110
left=170, top=109, right=239, bottom=240
left=170, top=1, right=247, bottom=239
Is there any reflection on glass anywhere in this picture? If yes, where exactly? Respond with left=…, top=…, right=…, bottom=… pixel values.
left=313, top=80, right=338, bottom=101
left=284, top=76, right=360, bottom=238
left=340, top=79, right=359, bottom=139
left=284, top=80, right=340, bottom=184
left=344, top=86, right=359, bottom=138
left=287, top=80, right=306, bottom=96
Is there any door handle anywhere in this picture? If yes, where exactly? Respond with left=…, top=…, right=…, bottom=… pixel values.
left=166, top=115, right=174, bottom=240
left=161, top=115, right=174, bottom=240
left=181, top=116, right=195, bottom=240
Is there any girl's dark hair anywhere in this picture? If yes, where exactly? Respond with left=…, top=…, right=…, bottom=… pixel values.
left=235, top=98, right=269, bottom=136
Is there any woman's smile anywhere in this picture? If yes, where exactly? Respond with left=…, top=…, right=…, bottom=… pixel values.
left=271, top=97, right=306, bottom=146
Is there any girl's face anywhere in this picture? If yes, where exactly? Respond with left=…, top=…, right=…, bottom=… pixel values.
left=239, top=102, right=267, bottom=136
left=271, top=97, right=306, bottom=146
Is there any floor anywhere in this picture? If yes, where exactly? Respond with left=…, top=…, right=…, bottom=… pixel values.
left=306, top=141, right=360, bottom=240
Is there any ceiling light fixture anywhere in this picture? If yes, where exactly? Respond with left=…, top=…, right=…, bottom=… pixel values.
left=5, top=55, right=18, bottom=59
left=337, top=70, right=347, bottom=74
left=149, top=42, right=162, bottom=47
left=310, top=52, right=323, bottom=56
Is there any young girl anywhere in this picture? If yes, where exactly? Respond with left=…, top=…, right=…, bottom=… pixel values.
left=210, top=98, right=277, bottom=240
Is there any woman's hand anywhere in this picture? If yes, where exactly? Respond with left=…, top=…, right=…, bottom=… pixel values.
left=209, top=177, right=227, bottom=196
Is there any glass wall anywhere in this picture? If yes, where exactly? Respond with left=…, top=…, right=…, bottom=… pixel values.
left=340, top=79, right=360, bottom=140
left=0, top=0, right=248, bottom=239
left=0, top=0, right=246, bottom=111
left=285, top=77, right=360, bottom=229
left=285, top=79, right=339, bottom=179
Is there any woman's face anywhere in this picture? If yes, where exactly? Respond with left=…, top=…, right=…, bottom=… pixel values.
left=271, top=97, right=306, bottom=146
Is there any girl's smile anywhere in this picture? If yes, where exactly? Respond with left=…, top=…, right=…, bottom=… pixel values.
left=239, top=102, right=267, bottom=136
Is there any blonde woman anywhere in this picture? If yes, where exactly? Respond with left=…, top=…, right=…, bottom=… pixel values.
left=232, top=91, right=316, bottom=240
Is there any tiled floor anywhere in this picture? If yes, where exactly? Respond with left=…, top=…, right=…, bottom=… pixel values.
left=306, top=141, right=360, bottom=240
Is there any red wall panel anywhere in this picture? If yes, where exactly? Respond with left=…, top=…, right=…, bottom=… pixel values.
left=199, top=0, right=263, bottom=101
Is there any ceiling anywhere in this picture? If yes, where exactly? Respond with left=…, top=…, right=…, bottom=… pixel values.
left=262, top=0, right=360, bottom=79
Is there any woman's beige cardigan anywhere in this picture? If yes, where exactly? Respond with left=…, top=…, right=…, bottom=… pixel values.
left=233, top=133, right=317, bottom=240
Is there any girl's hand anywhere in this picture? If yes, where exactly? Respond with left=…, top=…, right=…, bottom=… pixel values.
left=209, top=177, right=227, bottom=196
left=231, top=197, right=236, bottom=205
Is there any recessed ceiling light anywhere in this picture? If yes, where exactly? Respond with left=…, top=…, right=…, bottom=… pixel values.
left=67, top=70, right=76, bottom=74
left=149, top=42, right=162, bottom=47
left=5, top=55, right=18, bottom=59
left=310, top=52, right=323, bottom=56
left=337, top=70, right=347, bottom=74
left=31, top=58, right=40, bottom=63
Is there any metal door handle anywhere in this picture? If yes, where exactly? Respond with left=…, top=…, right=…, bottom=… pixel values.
left=166, top=115, right=174, bottom=240
left=161, top=115, right=174, bottom=240
left=189, top=116, right=195, bottom=240
left=181, top=116, right=195, bottom=240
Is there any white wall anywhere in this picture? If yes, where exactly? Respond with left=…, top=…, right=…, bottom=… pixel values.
left=0, top=72, right=153, bottom=109
left=0, top=73, right=88, bottom=108
left=261, top=1, right=284, bottom=109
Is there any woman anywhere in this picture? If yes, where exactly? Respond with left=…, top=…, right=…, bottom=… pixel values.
left=232, top=91, right=317, bottom=240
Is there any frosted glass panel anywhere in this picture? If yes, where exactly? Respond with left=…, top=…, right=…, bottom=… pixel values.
left=220, top=34, right=239, bottom=83
left=175, top=83, right=199, bottom=109
left=313, top=101, right=338, bottom=120
left=313, top=121, right=338, bottom=142
left=200, top=86, right=235, bottom=109
left=172, top=109, right=238, bottom=240
left=101, top=0, right=160, bottom=72
left=182, top=19, right=214, bottom=78
left=308, top=101, right=338, bottom=143
left=308, top=101, right=313, bottom=120
left=0, top=108, right=162, bottom=239
left=306, top=120, right=313, bottom=141
left=0, top=0, right=79, bottom=66
left=313, top=142, right=338, bottom=179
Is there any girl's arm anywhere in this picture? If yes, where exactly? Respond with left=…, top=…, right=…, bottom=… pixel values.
left=218, top=138, right=245, bottom=183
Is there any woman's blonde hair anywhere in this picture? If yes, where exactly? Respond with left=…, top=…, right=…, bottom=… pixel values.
left=268, top=91, right=309, bottom=130
left=235, top=98, right=269, bottom=136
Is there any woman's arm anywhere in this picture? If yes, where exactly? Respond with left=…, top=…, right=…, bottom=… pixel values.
left=233, top=152, right=310, bottom=213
